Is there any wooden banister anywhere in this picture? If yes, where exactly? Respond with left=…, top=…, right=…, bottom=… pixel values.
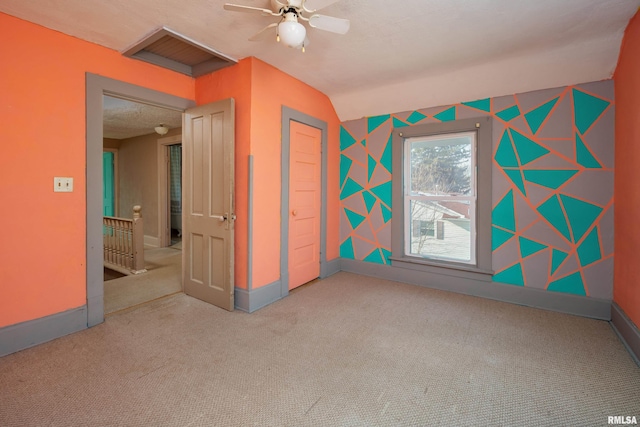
left=103, top=205, right=147, bottom=275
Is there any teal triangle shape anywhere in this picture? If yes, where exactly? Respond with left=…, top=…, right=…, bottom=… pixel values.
left=340, top=155, right=353, bottom=188
left=524, top=97, right=559, bottom=134
left=380, top=135, right=392, bottom=174
left=577, top=228, right=602, bottom=267
left=462, top=98, right=491, bottom=112
left=548, top=271, right=586, bottom=296
left=367, top=114, right=391, bottom=133
left=381, top=248, right=392, bottom=265
left=364, top=248, right=385, bottom=265
left=407, top=111, right=427, bottom=124
left=381, top=204, right=392, bottom=223
left=573, top=89, right=611, bottom=134
left=537, top=195, right=572, bottom=242
left=495, top=130, right=519, bottom=168
left=340, top=126, right=357, bottom=151
left=523, top=169, right=579, bottom=189
left=519, top=236, right=547, bottom=258
left=559, top=194, right=603, bottom=243
left=551, top=249, right=569, bottom=275
left=576, top=133, right=602, bottom=168
left=492, top=190, right=516, bottom=232
left=494, top=263, right=524, bottom=286
left=362, top=191, right=377, bottom=213
left=370, top=181, right=392, bottom=208
left=496, top=105, right=520, bottom=122
left=504, top=169, right=527, bottom=196
left=360, top=139, right=367, bottom=147
left=340, top=178, right=364, bottom=200
left=340, top=237, right=355, bottom=259
left=344, top=208, right=366, bottom=230
left=368, top=155, right=376, bottom=182
left=492, top=226, right=515, bottom=250
left=510, top=129, right=550, bottom=165
left=434, top=106, right=456, bottom=122
left=392, top=117, right=409, bottom=128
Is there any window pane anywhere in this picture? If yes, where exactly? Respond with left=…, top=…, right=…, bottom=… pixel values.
left=410, top=135, right=472, bottom=196
left=409, top=199, right=471, bottom=262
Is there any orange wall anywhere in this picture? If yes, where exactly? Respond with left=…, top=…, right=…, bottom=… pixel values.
left=194, top=57, right=340, bottom=290
left=0, top=13, right=194, bottom=328
left=250, top=58, right=340, bottom=288
left=614, top=9, right=640, bottom=327
left=195, top=59, right=253, bottom=290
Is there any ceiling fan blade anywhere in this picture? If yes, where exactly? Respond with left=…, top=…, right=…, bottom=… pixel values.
left=303, top=0, right=340, bottom=12
left=308, top=14, right=350, bottom=34
left=249, top=23, right=278, bottom=41
left=223, top=3, right=276, bottom=16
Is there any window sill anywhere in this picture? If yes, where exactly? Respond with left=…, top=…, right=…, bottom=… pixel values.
left=389, top=256, right=493, bottom=281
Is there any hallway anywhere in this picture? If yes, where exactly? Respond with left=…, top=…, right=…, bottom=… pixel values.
left=104, top=245, right=181, bottom=314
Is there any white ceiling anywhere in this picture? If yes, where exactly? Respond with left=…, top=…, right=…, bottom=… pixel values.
left=2, top=0, right=638, bottom=121
left=103, top=96, right=182, bottom=140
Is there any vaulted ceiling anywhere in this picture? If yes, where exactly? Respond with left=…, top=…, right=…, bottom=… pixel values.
left=1, top=0, right=638, bottom=121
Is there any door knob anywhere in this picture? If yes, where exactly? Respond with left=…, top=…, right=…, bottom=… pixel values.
left=292, top=210, right=298, bottom=216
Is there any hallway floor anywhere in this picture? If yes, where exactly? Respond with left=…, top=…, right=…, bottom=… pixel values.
left=104, top=245, right=181, bottom=314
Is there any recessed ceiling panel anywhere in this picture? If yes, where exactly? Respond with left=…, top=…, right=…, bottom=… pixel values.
left=122, top=27, right=236, bottom=77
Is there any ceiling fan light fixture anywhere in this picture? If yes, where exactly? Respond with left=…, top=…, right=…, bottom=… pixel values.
left=155, top=124, right=169, bottom=135
left=278, top=20, right=306, bottom=48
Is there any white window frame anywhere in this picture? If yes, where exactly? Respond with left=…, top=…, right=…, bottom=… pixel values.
left=390, top=117, right=493, bottom=278
left=403, top=131, right=477, bottom=265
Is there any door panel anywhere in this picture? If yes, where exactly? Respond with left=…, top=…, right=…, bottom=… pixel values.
left=183, top=99, right=235, bottom=310
left=288, top=121, right=321, bottom=290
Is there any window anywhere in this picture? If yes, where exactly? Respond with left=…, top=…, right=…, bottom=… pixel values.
left=391, top=117, right=492, bottom=276
left=405, top=131, right=476, bottom=264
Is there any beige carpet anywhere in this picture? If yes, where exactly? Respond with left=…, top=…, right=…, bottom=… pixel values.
left=1, top=272, right=639, bottom=426
left=104, top=246, right=182, bottom=314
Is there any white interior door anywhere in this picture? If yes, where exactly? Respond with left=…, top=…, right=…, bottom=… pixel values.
left=182, top=99, right=235, bottom=311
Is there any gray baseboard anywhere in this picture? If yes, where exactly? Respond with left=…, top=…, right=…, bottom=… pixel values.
left=235, top=280, right=283, bottom=313
left=340, top=258, right=611, bottom=320
left=321, top=257, right=341, bottom=279
left=0, top=306, right=87, bottom=357
left=610, top=303, right=640, bottom=367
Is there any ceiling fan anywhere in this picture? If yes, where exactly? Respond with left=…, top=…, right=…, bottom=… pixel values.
left=223, top=0, right=350, bottom=52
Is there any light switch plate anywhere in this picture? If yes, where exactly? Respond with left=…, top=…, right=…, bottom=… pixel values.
left=54, top=177, right=73, bottom=192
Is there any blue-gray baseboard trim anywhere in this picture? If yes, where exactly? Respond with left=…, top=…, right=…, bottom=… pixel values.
left=235, top=280, right=283, bottom=313
left=0, top=306, right=87, bottom=357
left=340, top=258, right=611, bottom=320
left=610, top=303, right=640, bottom=367
left=321, top=258, right=341, bottom=279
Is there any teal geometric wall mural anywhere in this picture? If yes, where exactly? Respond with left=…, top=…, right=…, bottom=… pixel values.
left=407, top=111, right=427, bottom=124
left=434, top=106, right=456, bottom=122
left=496, top=105, right=521, bottom=122
left=525, top=97, right=559, bottom=134
left=339, top=81, right=614, bottom=299
left=492, top=189, right=516, bottom=232
left=493, top=263, right=525, bottom=286
left=462, top=98, right=491, bottom=112
left=576, top=134, right=603, bottom=168
left=519, top=237, right=547, bottom=259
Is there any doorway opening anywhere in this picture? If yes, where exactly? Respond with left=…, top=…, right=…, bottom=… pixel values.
left=169, top=144, right=182, bottom=247
left=101, top=95, right=184, bottom=314
left=157, top=136, right=183, bottom=249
